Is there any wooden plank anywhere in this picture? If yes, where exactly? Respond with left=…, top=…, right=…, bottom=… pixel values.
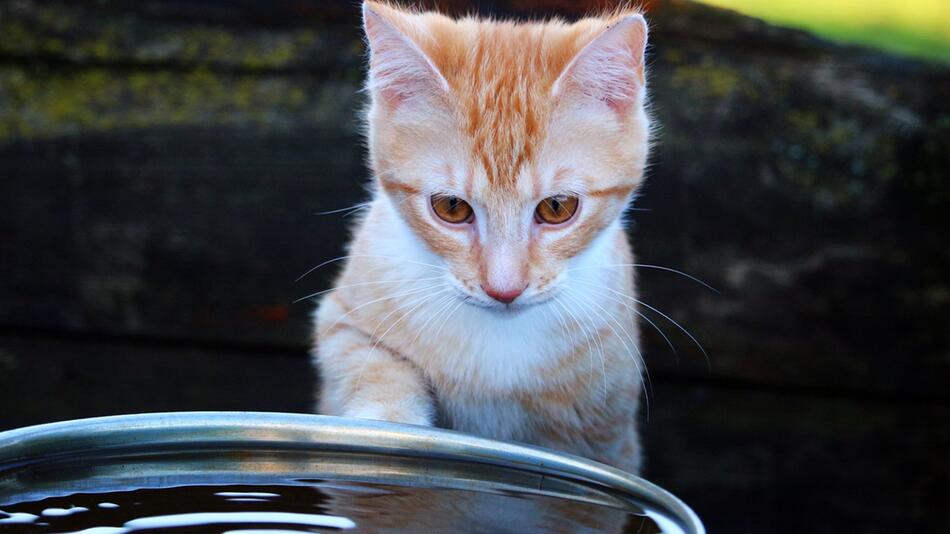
left=0, top=0, right=362, bottom=71
left=0, top=125, right=366, bottom=347
left=0, top=0, right=948, bottom=397
left=634, top=35, right=950, bottom=395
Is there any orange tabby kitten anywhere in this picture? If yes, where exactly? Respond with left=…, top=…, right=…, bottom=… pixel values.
left=313, top=1, right=650, bottom=473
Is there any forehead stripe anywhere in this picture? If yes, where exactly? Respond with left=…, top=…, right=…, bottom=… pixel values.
left=587, top=184, right=635, bottom=198
left=381, top=178, right=421, bottom=196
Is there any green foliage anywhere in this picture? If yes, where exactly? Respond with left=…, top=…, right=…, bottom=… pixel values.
left=697, top=0, right=950, bottom=62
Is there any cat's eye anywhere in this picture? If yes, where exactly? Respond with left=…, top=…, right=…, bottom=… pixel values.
left=431, top=195, right=474, bottom=224
left=535, top=194, right=579, bottom=225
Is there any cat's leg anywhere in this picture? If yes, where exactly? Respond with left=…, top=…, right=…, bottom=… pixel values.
left=313, top=294, right=435, bottom=426
left=559, top=408, right=642, bottom=474
left=615, top=423, right=643, bottom=475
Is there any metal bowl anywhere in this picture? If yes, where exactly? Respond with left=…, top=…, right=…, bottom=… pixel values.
left=0, top=412, right=703, bottom=533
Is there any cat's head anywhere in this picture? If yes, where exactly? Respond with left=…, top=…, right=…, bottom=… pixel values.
left=362, top=1, right=650, bottom=311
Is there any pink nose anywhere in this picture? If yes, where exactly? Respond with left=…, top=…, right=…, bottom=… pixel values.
left=482, top=285, right=525, bottom=304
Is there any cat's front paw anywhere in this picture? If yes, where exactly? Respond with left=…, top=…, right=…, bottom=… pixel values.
left=345, top=402, right=433, bottom=427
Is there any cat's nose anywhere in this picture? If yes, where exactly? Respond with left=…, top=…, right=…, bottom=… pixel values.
left=482, top=284, right=525, bottom=304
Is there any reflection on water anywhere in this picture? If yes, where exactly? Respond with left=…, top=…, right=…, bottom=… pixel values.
left=0, top=481, right=667, bottom=533
left=0, top=420, right=695, bottom=534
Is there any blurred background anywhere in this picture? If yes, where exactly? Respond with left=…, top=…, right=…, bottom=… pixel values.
left=0, top=0, right=948, bottom=531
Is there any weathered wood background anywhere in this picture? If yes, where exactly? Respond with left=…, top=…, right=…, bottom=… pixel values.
left=1, top=0, right=948, bottom=531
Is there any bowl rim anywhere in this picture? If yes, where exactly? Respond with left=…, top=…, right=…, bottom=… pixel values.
left=0, top=411, right=704, bottom=533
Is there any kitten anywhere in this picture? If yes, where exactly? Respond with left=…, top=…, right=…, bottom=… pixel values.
left=313, top=1, right=651, bottom=474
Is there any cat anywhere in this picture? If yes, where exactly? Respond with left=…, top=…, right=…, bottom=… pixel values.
left=312, top=1, right=651, bottom=475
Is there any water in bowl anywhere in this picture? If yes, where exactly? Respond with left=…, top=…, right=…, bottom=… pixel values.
left=0, top=480, right=668, bottom=533
left=0, top=450, right=678, bottom=533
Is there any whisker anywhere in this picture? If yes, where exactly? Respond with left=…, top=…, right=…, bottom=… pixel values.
left=323, top=283, right=445, bottom=396
left=551, top=296, right=597, bottom=396
left=373, top=291, right=449, bottom=351
left=315, top=172, right=423, bottom=220
left=393, top=191, right=422, bottom=207
left=293, top=276, right=444, bottom=304
left=355, top=288, right=449, bottom=392
left=559, top=290, right=610, bottom=408
left=321, top=282, right=443, bottom=336
left=296, top=254, right=448, bottom=283
left=567, top=263, right=719, bottom=293
left=578, top=280, right=711, bottom=371
left=432, top=296, right=466, bottom=341
left=407, top=293, right=458, bottom=349
left=314, top=202, right=371, bottom=216
left=546, top=297, right=577, bottom=362
left=543, top=300, right=584, bottom=387
left=566, top=288, right=652, bottom=419
left=574, top=280, right=679, bottom=364
left=367, top=288, right=447, bottom=345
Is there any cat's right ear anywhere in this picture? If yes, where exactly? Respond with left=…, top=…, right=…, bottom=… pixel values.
left=362, top=1, right=450, bottom=110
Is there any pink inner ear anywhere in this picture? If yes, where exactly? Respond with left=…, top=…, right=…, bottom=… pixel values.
left=363, top=6, right=448, bottom=109
left=556, top=15, right=648, bottom=116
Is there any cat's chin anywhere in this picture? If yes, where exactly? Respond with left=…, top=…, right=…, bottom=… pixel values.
left=458, top=296, right=525, bottom=315
left=461, top=293, right=557, bottom=316
left=486, top=303, right=528, bottom=316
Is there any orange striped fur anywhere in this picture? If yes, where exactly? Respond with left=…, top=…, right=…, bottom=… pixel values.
left=312, top=1, right=651, bottom=474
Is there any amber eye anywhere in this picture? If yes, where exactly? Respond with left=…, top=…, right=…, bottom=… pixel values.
left=431, top=195, right=474, bottom=224
left=535, top=194, right=579, bottom=225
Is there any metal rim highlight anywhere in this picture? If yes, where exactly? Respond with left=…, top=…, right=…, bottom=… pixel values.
left=0, top=412, right=704, bottom=533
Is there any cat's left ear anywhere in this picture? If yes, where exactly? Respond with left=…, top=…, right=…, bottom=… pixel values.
left=552, top=14, right=648, bottom=117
